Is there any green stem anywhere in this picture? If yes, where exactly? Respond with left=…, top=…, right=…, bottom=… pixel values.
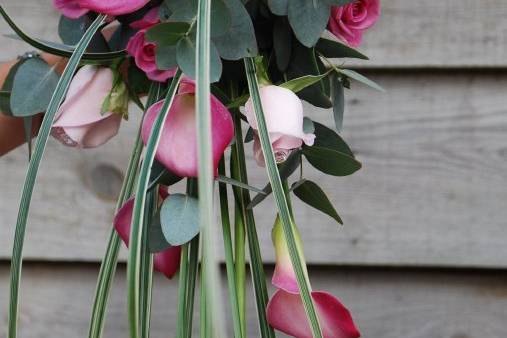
left=127, top=70, right=183, bottom=338
left=218, top=159, right=244, bottom=338
left=234, top=206, right=246, bottom=336
left=185, top=235, right=200, bottom=338
left=244, top=57, right=323, bottom=338
left=140, top=191, right=156, bottom=338
left=230, top=113, right=274, bottom=338
left=176, top=244, right=190, bottom=338
left=7, top=14, right=106, bottom=338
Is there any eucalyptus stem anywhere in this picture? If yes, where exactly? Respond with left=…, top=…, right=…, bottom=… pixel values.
left=88, top=83, right=161, bottom=338
left=7, top=14, right=106, bottom=338
left=218, top=159, right=244, bottom=338
left=244, top=57, right=323, bottom=338
left=127, top=70, right=183, bottom=338
left=230, top=113, right=274, bottom=338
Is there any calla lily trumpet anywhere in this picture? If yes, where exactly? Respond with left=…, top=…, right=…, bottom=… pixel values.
left=54, top=0, right=150, bottom=18
left=141, top=79, right=234, bottom=177
left=244, top=85, right=315, bottom=166
left=113, top=191, right=181, bottom=279
left=51, top=65, right=123, bottom=148
left=267, top=289, right=361, bottom=338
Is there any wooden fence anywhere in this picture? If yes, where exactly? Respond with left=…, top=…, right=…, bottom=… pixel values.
left=1, top=1, right=506, bottom=337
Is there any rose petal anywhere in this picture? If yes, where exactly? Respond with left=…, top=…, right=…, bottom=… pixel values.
left=78, top=0, right=150, bottom=16
left=53, top=0, right=89, bottom=19
left=130, top=6, right=160, bottom=29
left=267, top=289, right=361, bottom=338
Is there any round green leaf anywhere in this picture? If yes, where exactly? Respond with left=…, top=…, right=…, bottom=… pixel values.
left=148, top=210, right=172, bottom=253
left=176, top=35, right=223, bottom=82
left=0, top=60, right=24, bottom=116
left=211, top=0, right=232, bottom=38
left=288, top=0, right=330, bottom=47
left=160, top=193, right=200, bottom=246
left=10, top=57, right=60, bottom=117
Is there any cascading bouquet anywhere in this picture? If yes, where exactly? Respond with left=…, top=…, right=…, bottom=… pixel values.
left=1, top=0, right=381, bottom=337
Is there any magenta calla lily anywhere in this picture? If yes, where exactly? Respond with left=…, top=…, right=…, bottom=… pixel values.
left=244, top=85, right=315, bottom=166
left=54, top=0, right=150, bottom=18
left=114, top=193, right=181, bottom=279
left=267, top=289, right=361, bottom=338
left=51, top=65, right=122, bottom=148
left=141, top=79, right=234, bottom=178
left=271, top=216, right=308, bottom=294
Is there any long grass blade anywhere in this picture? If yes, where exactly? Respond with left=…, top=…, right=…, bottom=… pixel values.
left=195, top=0, right=225, bottom=336
left=87, top=84, right=161, bottom=338
left=127, top=70, right=183, bottom=338
left=7, top=14, right=106, bottom=338
left=244, top=57, right=324, bottom=338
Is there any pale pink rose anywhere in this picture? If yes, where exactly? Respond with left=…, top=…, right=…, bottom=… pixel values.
left=126, top=29, right=176, bottom=82
left=328, top=0, right=380, bottom=47
left=141, top=78, right=234, bottom=178
left=267, top=289, right=361, bottom=338
left=53, top=0, right=150, bottom=18
left=51, top=65, right=122, bottom=148
left=244, top=85, right=315, bottom=166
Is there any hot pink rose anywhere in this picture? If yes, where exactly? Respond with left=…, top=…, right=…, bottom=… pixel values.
left=54, top=0, right=150, bottom=18
left=327, top=0, right=380, bottom=47
left=51, top=65, right=122, bottom=148
left=126, top=28, right=176, bottom=82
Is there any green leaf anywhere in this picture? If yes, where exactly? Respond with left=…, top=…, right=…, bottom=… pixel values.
left=331, top=75, right=345, bottom=132
left=303, top=117, right=314, bottom=134
left=279, top=70, right=331, bottom=94
left=148, top=160, right=183, bottom=190
left=159, top=194, right=200, bottom=245
left=216, top=175, right=267, bottom=194
left=0, top=60, right=23, bottom=116
left=148, top=209, right=172, bottom=253
left=10, top=57, right=60, bottom=117
left=338, top=68, right=384, bottom=92
left=313, top=121, right=353, bottom=156
left=316, top=37, right=368, bottom=60
left=293, top=179, right=343, bottom=224
left=177, top=34, right=223, bottom=82
left=145, top=22, right=191, bottom=46
left=58, top=15, right=86, bottom=45
left=303, top=145, right=361, bottom=176
left=7, top=14, right=107, bottom=338
left=273, top=18, right=292, bottom=71
left=268, top=0, right=288, bottom=15
left=245, top=57, right=323, bottom=338
left=210, top=0, right=232, bottom=38
left=213, top=0, right=258, bottom=60
left=288, top=0, right=330, bottom=47
left=155, top=44, right=178, bottom=70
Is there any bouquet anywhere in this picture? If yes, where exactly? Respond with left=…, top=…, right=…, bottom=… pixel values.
left=1, top=0, right=381, bottom=337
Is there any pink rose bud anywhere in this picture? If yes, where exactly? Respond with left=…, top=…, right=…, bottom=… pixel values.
left=327, top=0, right=380, bottom=47
left=51, top=65, right=123, bottom=148
left=126, top=28, right=177, bottom=83
left=267, top=289, right=361, bottom=338
left=141, top=78, right=234, bottom=178
left=53, top=0, right=150, bottom=18
left=244, top=85, right=315, bottom=166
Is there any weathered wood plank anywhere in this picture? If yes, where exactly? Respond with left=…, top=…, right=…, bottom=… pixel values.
left=2, top=1, right=507, bottom=67
left=0, top=264, right=506, bottom=338
left=1, top=72, right=507, bottom=267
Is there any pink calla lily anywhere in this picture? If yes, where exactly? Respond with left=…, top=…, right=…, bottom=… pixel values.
left=141, top=79, right=234, bottom=177
left=271, top=216, right=308, bottom=294
left=114, top=192, right=181, bottom=279
left=51, top=65, right=122, bottom=148
left=267, top=289, right=361, bottom=338
left=244, top=85, right=315, bottom=166
left=54, top=0, right=150, bottom=18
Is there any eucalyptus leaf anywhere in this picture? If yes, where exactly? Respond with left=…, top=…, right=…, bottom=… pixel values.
left=210, top=0, right=232, bottom=38
left=11, top=57, right=60, bottom=117
left=58, top=15, right=86, bottom=45
left=213, top=0, right=258, bottom=60
left=176, top=34, right=223, bottom=82
left=338, top=69, right=384, bottom=92
left=268, top=0, right=288, bottom=15
left=156, top=44, right=178, bottom=70
left=273, top=18, right=292, bottom=71
left=303, top=145, right=361, bottom=176
left=160, top=194, right=200, bottom=246
left=292, top=179, right=343, bottom=224
left=148, top=210, right=172, bottom=253
left=288, top=0, right=330, bottom=47
left=0, top=60, right=23, bottom=116
left=145, top=22, right=191, bottom=46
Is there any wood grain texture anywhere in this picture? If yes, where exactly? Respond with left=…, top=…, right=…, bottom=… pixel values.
left=2, top=1, right=507, bottom=67
left=0, top=264, right=506, bottom=338
left=1, top=72, right=506, bottom=267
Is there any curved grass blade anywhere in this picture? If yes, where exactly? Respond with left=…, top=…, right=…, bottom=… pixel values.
left=87, top=83, right=162, bottom=338
left=195, top=0, right=226, bottom=336
left=7, top=14, right=106, bottom=338
left=244, top=57, right=324, bottom=338
left=127, top=70, right=182, bottom=338
left=0, top=6, right=126, bottom=61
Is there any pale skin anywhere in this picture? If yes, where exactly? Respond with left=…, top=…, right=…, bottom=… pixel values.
left=0, top=54, right=66, bottom=156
